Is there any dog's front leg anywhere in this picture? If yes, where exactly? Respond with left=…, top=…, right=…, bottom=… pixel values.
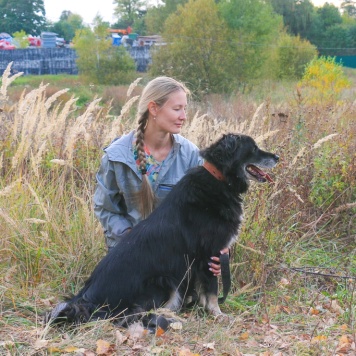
left=198, top=277, right=222, bottom=316
left=164, top=290, right=183, bottom=311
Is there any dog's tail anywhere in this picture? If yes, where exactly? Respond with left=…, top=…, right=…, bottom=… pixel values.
left=45, top=300, right=96, bottom=325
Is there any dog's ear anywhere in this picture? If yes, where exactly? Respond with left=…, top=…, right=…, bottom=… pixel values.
left=221, top=134, right=241, bottom=152
left=200, top=134, right=242, bottom=164
left=200, top=134, right=250, bottom=190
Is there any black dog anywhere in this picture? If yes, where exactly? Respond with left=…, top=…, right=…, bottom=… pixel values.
left=47, top=133, right=278, bottom=325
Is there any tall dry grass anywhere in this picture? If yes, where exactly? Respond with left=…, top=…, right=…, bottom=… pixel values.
left=0, top=62, right=355, bottom=354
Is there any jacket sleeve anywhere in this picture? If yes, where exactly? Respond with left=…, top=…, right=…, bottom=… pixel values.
left=93, top=154, right=132, bottom=243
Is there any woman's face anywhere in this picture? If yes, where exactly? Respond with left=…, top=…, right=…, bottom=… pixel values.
left=153, top=90, right=188, bottom=134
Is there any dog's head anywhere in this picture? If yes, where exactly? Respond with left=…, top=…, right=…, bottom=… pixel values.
left=200, top=134, right=279, bottom=189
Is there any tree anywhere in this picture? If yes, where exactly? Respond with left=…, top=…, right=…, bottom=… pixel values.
left=150, top=0, right=234, bottom=94
left=218, top=0, right=283, bottom=86
left=341, top=0, right=356, bottom=18
left=319, top=23, right=356, bottom=56
left=269, top=0, right=316, bottom=38
left=48, top=11, right=86, bottom=42
left=317, top=3, right=342, bottom=29
left=73, top=16, right=137, bottom=85
left=0, top=0, right=46, bottom=35
left=271, top=33, right=318, bottom=79
left=145, top=0, right=188, bottom=34
left=113, top=0, right=145, bottom=27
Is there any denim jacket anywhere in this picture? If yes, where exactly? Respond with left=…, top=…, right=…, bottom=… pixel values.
left=93, top=130, right=203, bottom=248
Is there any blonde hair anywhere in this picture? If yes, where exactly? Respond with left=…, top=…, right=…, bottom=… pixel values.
left=135, top=76, right=190, bottom=218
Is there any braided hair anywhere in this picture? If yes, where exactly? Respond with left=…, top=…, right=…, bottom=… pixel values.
left=134, top=77, right=190, bottom=218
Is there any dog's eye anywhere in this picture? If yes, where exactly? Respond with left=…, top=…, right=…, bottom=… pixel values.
left=253, top=145, right=258, bottom=152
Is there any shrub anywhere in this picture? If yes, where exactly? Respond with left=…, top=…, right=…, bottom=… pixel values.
left=12, top=30, right=29, bottom=48
left=310, top=139, right=355, bottom=208
left=298, top=56, right=351, bottom=104
left=73, top=25, right=137, bottom=86
left=273, top=33, right=318, bottom=79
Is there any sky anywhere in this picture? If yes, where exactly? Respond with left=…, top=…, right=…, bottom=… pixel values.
left=43, top=0, right=117, bottom=25
left=43, top=0, right=342, bottom=26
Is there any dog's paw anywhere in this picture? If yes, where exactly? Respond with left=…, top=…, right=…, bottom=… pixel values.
left=213, top=312, right=231, bottom=323
left=44, top=302, right=71, bottom=324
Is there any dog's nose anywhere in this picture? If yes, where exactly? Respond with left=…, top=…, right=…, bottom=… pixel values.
left=274, top=154, right=279, bottom=161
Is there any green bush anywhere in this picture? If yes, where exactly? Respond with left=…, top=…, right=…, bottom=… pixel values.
left=73, top=24, right=137, bottom=85
left=310, top=141, right=354, bottom=208
left=273, top=33, right=318, bottom=79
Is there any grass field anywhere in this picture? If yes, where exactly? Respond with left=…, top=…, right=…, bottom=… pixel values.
left=0, top=64, right=355, bottom=355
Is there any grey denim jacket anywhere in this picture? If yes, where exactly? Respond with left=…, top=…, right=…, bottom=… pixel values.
left=93, top=130, right=203, bottom=248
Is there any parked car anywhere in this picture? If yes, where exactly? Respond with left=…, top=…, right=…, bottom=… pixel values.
left=0, top=39, right=15, bottom=50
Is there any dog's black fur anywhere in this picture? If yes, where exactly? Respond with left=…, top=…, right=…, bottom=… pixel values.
left=47, top=133, right=278, bottom=325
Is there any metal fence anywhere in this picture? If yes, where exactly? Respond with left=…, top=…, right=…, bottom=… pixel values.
left=0, top=46, right=152, bottom=75
left=0, top=48, right=78, bottom=75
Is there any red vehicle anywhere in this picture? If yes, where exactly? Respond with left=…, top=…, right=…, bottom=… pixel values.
left=0, top=39, right=15, bottom=50
left=28, top=36, right=41, bottom=47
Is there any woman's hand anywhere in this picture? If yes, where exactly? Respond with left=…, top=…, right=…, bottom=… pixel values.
left=209, top=248, right=230, bottom=276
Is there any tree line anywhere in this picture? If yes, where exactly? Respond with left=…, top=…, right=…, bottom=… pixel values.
left=1, top=0, right=355, bottom=94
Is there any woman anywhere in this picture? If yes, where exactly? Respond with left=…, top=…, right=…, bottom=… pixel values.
left=93, top=76, right=227, bottom=275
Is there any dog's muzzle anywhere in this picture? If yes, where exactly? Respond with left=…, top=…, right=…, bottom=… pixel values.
left=246, top=154, right=279, bottom=183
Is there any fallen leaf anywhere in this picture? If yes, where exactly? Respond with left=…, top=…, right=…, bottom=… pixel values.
left=336, top=343, right=351, bottom=353
left=309, top=307, right=320, bottom=315
left=339, top=324, right=349, bottom=331
left=47, top=347, right=61, bottom=353
left=339, top=335, right=351, bottom=345
left=178, top=347, right=200, bottom=356
left=156, top=326, right=165, bottom=337
left=311, top=335, right=328, bottom=343
left=239, top=331, right=249, bottom=340
left=96, top=339, right=115, bottom=355
left=116, top=329, right=128, bottom=345
left=281, top=306, right=291, bottom=314
left=336, top=335, right=352, bottom=353
left=64, top=346, right=82, bottom=352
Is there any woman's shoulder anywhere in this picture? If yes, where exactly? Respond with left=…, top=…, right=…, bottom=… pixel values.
left=172, top=134, right=203, bottom=165
left=173, top=134, right=199, bottom=152
left=104, top=130, right=135, bottom=162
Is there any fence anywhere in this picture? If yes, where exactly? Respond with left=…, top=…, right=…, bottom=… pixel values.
left=0, top=46, right=152, bottom=75
left=335, top=55, right=356, bottom=68
left=0, top=48, right=78, bottom=75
